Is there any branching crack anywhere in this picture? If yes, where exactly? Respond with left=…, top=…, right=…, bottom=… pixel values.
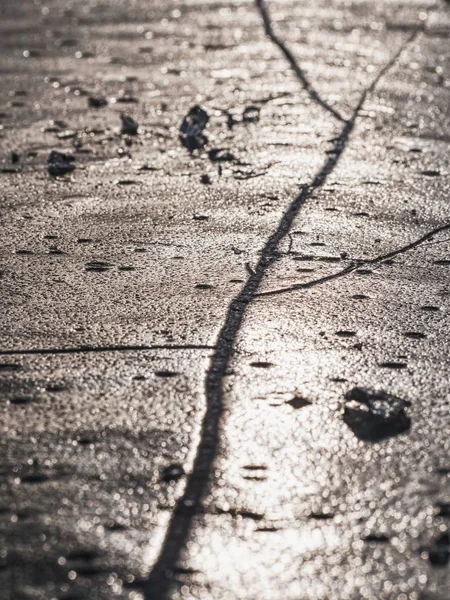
left=255, top=0, right=346, bottom=123
left=143, top=6, right=420, bottom=597
left=257, top=222, right=450, bottom=297
left=0, top=344, right=215, bottom=357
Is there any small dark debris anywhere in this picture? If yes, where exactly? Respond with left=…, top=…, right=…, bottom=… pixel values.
left=208, top=148, right=235, bottom=162
left=250, top=361, right=274, bottom=369
left=0, top=363, right=22, bottom=372
left=17, top=507, right=42, bottom=520
left=227, top=113, right=238, bottom=130
left=428, top=532, right=450, bottom=567
left=344, top=387, right=411, bottom=442
left=85, top=266, right=109, bottom=273
left=161, top=464, right=185, bottom=483
left=57, top=130, right=77, bottom=140
left=77, top=437, right=94, bottom=446
left=421, top=305, right=440, bottom=312
left=293, top=255, right=315, bottom=261
left=195, top=283, right=213, bottom=289
left=47, top=150, right=76, bottom=176
left=154, top=370, right=178, bottom=378
left=0, top=167, right=20, bottom=174
left=179, top=105, right=209, bottom=151
left=309, top=512, right=334, bottom=520
left=46, top=383, right=66, bottom=392
left=242, top=465, right=268, bottom=471
left=117, top=147, right=131, bottom=159
left=436, top=467, right=450, bottom=475
left=193, top=214, right=209, bottom=221
left=200, top=173, right=212, bottom=184
left=120, top=113, right=139, bottom=135
left=437, top=503, right=450, bottom=518
left=352, top=294, right=369, bottom=300
left=421, top=170, right=440, bottom=177
left=379, top=362, right=407, bottom=369
left=434, top=259, right=450, bottom=265
left=216, top=506, right=263, bottom=520
left=317, top=256, right=341, bottom=263
left=67, top=549, right=98, bottom=562
left=363, top=534, right=390, bottom=543
left=88, top=96, right=108, bottom=109
left=404, top=331, right=427, bottom=340
left=105, top=521, right=127, bottom=531
left=45, top=119, right=68, bottom=131
left=237, top=510, right=264, bottom=520
left=23, top=49, right=40, bottom=58
left=114, top=179, right=139, bottom=185
left=286, top=396, right=312, bottom=410
left=335, top=331, right=356, bottom=338
left=243, top=106, right=260, bottom=123
left=15, top=249, right=34, bottom=255
left=10, top=396, right=33, bottom=405
left=85, top=260, right=112, bottom=272
left=203, top=42, right=235, bottom=51
left=172, top=566, right=199, bottom=576
left=115, top=92, right=138, bottom=104
left=232, top=169, right=267, bottom=181
left=21, top=473, right=49, bottom=484
left=139, top=164, right=160, bottom=171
